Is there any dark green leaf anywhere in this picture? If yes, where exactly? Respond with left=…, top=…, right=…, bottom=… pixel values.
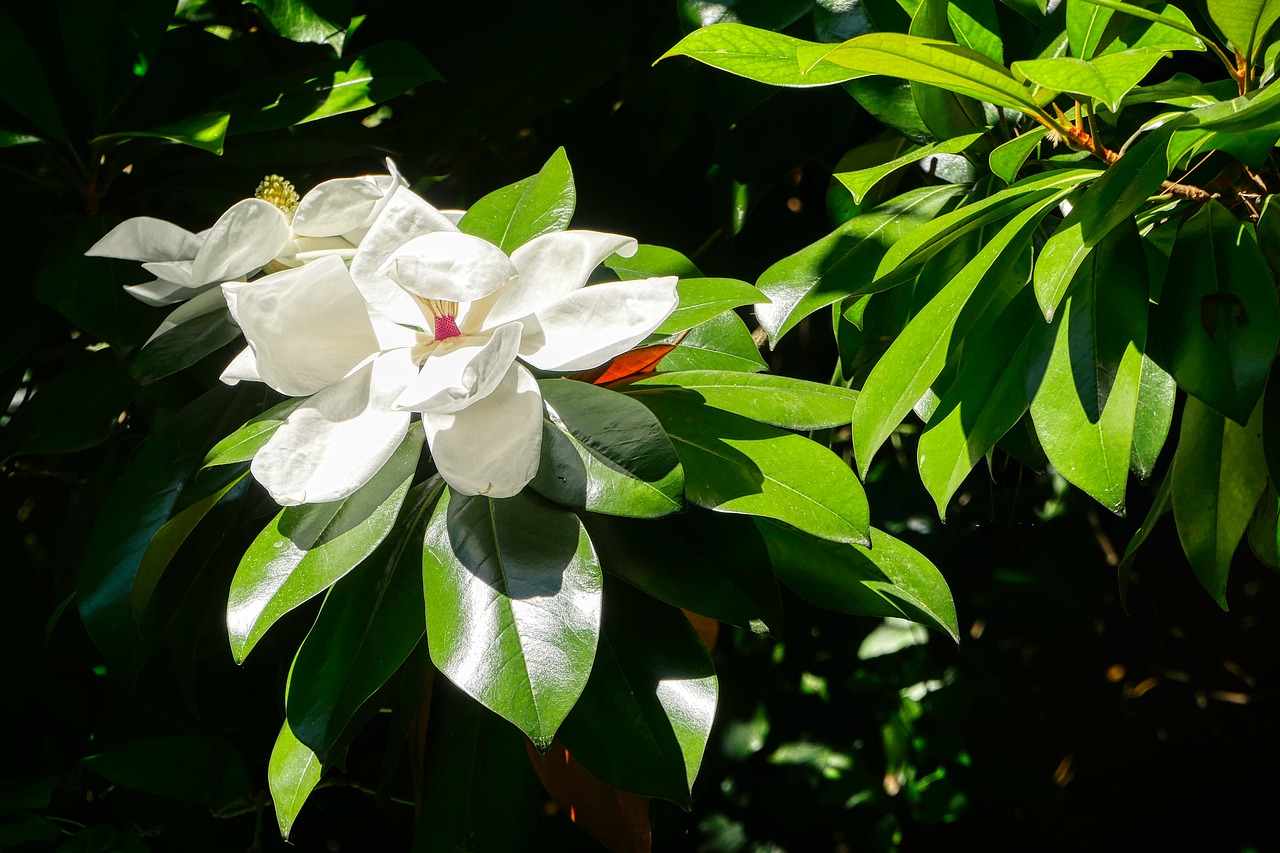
left=130, top=305, right=241, bottom=384
left=2, top=350, right=138, bottom=459
left=0, top=7, right=68, bottom=141
left=94, top=112, right=231, bottom=155
left=422, top=489, right=602, bottom=749
left=84, top=735, right=251, bottom=810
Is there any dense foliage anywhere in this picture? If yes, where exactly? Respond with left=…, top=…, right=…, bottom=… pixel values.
left=3, top=0, right=1278, bottom=851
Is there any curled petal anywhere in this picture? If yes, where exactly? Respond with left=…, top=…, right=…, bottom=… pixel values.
left=349, top=187, right=459, bottom=332
left=383, top=231, right=517, bottom=304
left=251, top=353, right=416, bottom=505
left=86, top=217, right=201, bottom=263
left=190, top=199, right=290, bottom=285
left=422, top=362, right=543, bottom=498
left=293, top=176, right=385, bottom=237
left=221, top=345, right=261, bottom=386
left=522, top=276, right=679, bottom=372
left=479, top=231, right=638, bottom=330
left=395, top=322, right=523, bottom=413
left=222, top=255, right=379, bottom=396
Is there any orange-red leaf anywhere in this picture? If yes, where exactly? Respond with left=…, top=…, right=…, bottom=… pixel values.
left=526, top=740, right=651, bottom=853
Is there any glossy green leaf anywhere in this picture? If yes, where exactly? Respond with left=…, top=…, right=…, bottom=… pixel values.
left=637, top=389, right=871, bottom=546
left=561, top=579, right=716, bottom=806
left=756, top=184, right=966, bottom=344
left=1105, top=3, right=1206, bottom=54
left=1027, top=227, right=1147, bottom=513
left=1207, top=0, right=1280, bottom=61
left=246, top=0, right=351, bottom=50
left=1172, top=396, right=1268, bottom=609
left=989, top=127, right=1047, bottom=184
left=844, top=77, right=933, bottom=143
left=202, top=397, right=305, bottom=469
left=1013, top=50, right=1166, bottom=112
left=422, top=489, right=602, bottom=750
left=875, top=169, right=1098, bottom=291
left=226, top=427, right=423, bottom=663
left=760, top=522, right=959, bottom=641
left=1033, top=123, right=1180, bottom=320
left=1066, top=0, right=1115, bottom=58
left=130, top=305, right=241, bottom=384
left=852, top=191, right=1059, bottom=479
left=285, top=481, right=440, bottom=761
left=531, top=378, right=683, bottom=519
left=1130, top=355, right=1176, bottom=482
left=949, top=0, right=1005, bottom=64
left=628, top=370, right=858, bottom=430
left=268, top=722, right=321, bottom=840
left=458, top=147, right=576, bottom=252
left=909, top=0, right=989, bottom=141
left=1071, top=0, right=1211, bottom=54
left=806, top=33, right=1040, bottom=111
left=412, top=679, right=539, bottom=853
left=917, top=291, right=1038, bottom=517
left=659, top=23, right=865, bottom=87
left=93, top=112, right=231, bottom=155
left=606, top=244, right=702, bottom=280
left=836, top=131, right=986, bottom=204
left=657, top=311, right=767, bottom=372
left=1121, top=73, right=1229, bottom=108
left=0, top=7, right=68, bottom=141
left=582, top=510, right=783, bottom=633
left=657, top=278, right=767, bottom=335
left=1158, top=201, right=1280, bottom=424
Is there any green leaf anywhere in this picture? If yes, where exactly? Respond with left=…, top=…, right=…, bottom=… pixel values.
left=659, top=23, right=865, bottom=87
left=805, top=33, right=1040, bottom=111
left=1158, top=200, right=1280, bottom=424
left=1256, top=195, right=1280, bottom=276
left=909, top=0, right=990, bottom=141
left=268, top=722, right=321, bottom=840
left=246, top=0, right=351, bottom=51
left=852, top=191, right=1060, bottom=479
left=1032, top=123, right=1180, bottom=320
left=875, top=169, right=1099, bottom=292
left=226, top=427, right=423, bottom=663
left=755, top=184, right=966, bottom=344
left=606, top=244, right=702, bottom=280
left=948, top=0, right=1005, bottom=64
left=635, top=389, right=871, bottom=546
left=1027, top=227, right=1147, bottom=514
left=84, top=735, right=251, bottom=809
left=132, top=470, right=248, bottom=620
left=1067, top=0, right=1115, bottom=58
left=581, top=510, right=783, bottom=633
left=917, top=291, right=1038, bottom=517
left=422, top=489, right=602, bottom=750
left=657, top=278, right=767, bottom=335
left=1121, top=73, right=1230, bottom=108
left=1, top=349, right=138, bottom=459
left=657, top=311, right=768, bottom=372
left=458, top=148, right=576, bottom=252
left=130, top=305, right=241, bottom=384
left=530, top=379, right=683, bottom=519
left=1172, top=396, right=1268, bottom=609
left=759, top=522, right=959, bottom=641
left=1117, top=468, right=1173, bottom=603
left=1105, top=3, right=1207, bottom=54
left=835, top=131, right=987, bottom=204
left=988, top=127, right=1047, bottom=184
left=285, top=480, right=440, bottom=761
left=1070, top=0, right=1213, bottom=57
left=93, top=112, right=231, bottom=155
left=412, top=679, right=539, bottom=853
left=202, top=397, right=306, bottom=469
left=628, top=370, right=858, bottom=430
left=1207, top=0, right=1280, bottom=62
left=1130, top=355, right=1176, bottom=482
left=0, top=7, right=68, bottom=141
left=1013, top=50, right=1166, bottom=112
left=560, top=579, right=716, bottom=806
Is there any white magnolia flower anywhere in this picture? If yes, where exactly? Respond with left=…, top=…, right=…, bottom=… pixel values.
left=221, top=186, right=678, bottom=506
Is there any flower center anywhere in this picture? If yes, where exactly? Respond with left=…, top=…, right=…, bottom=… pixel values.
left=434, top=315, right=461, bottom=341
left=421, top=298, right=461, bottom=341
left=255, top=174, right=299, bottom=220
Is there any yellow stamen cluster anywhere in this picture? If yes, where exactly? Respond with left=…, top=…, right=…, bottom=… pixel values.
left=255, top=174, right=299, bottom=217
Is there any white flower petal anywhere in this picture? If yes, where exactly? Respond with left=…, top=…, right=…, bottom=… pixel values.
left=85, top=217, right=202, bottom=262
left=222, top=255, right=379, bottom=396
left=146, top=286, right=227, bottom=345
left=349, top=187, right=459, bottom=329
left=522, top=276, right=679, bottom=372
left=422, top=362, right=543, bottom=498
left=396, top=322, right=523, bottom=413
left=251, top=354, right=415, bottom=506
left=481, top=231, right=639, bottom=330
left=124, top=277, right=199, bottom=307
left=383, top=231, right=517, bottom=303
left=293, top=177, right=385, bottom=237
left=221, top=345, right=261, bottom=385
left=140, top=259, right=197, bottom=288
left=190, top=199, right=290, bottom=285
